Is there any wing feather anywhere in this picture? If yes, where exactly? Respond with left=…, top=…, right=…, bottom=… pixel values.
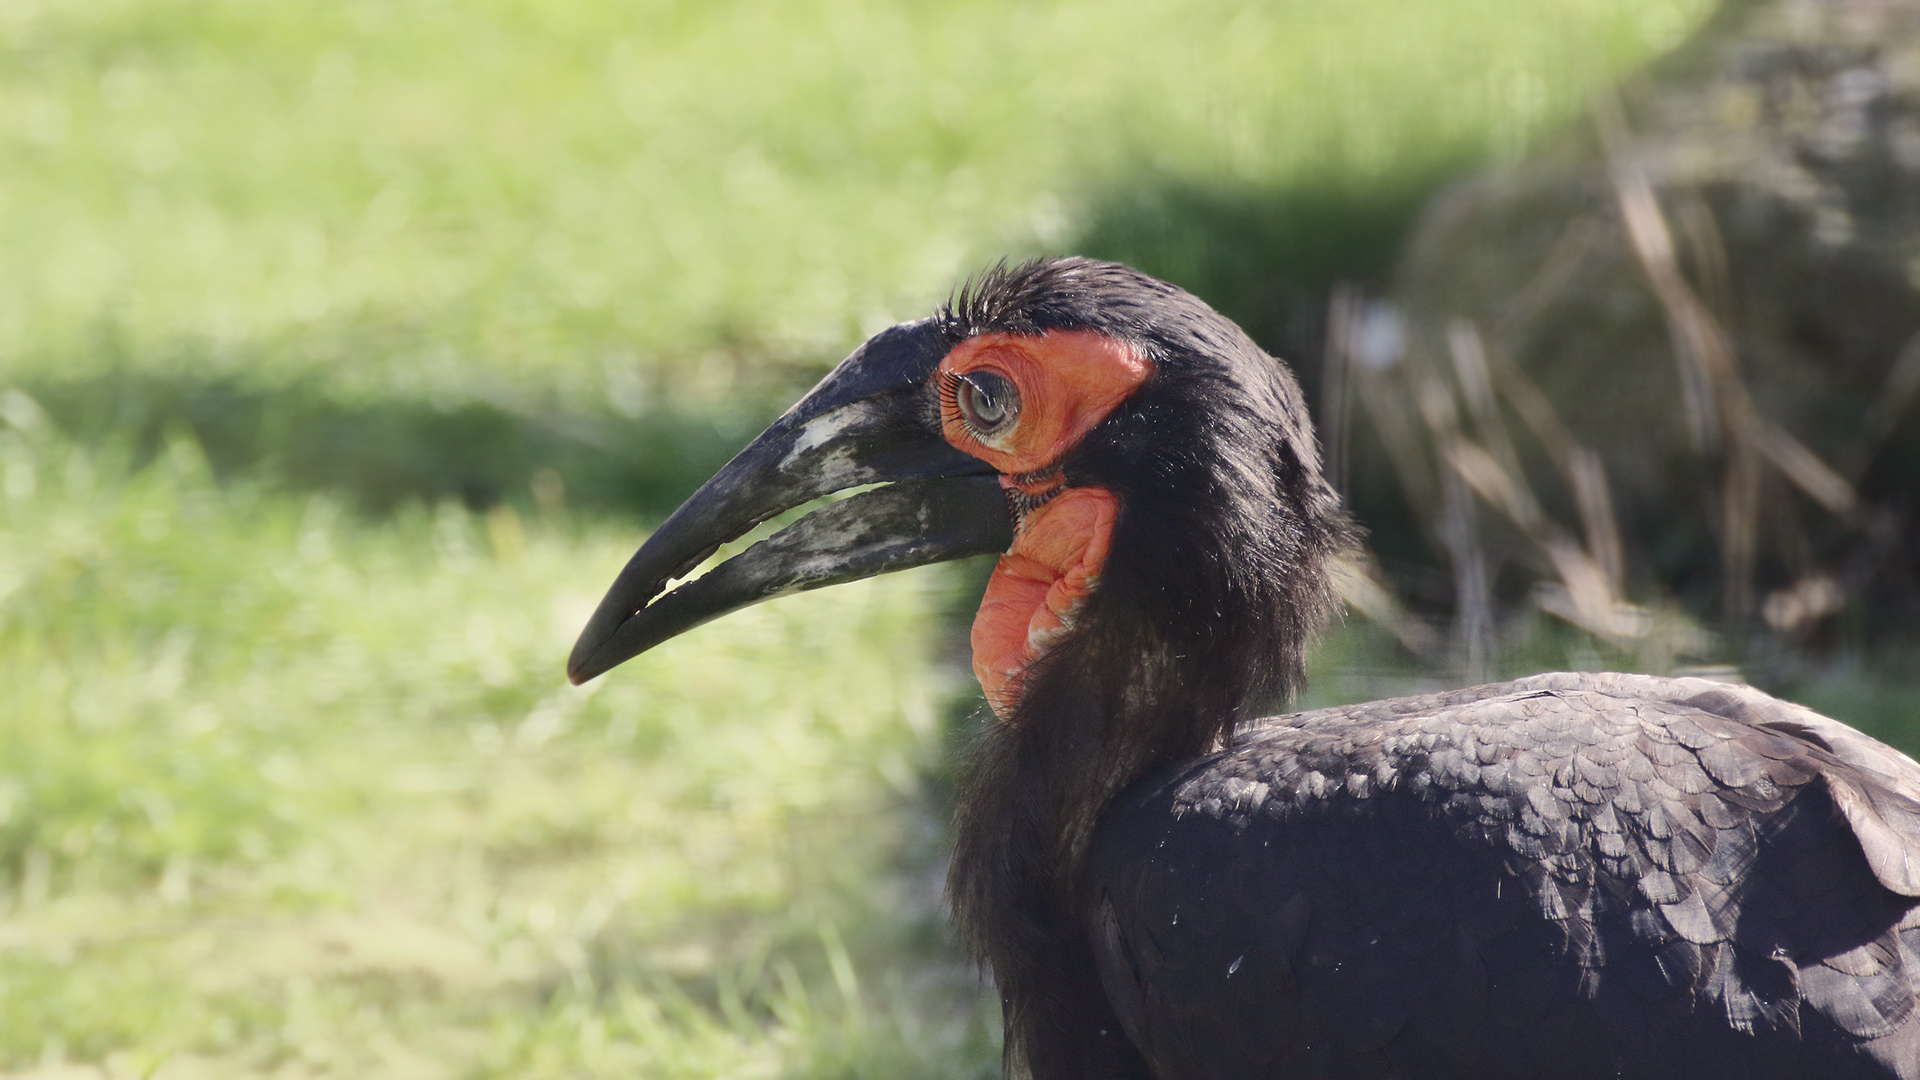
left=1088, top=672, right=1920, bottom=1079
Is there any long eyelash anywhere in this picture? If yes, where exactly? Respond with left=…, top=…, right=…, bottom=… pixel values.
left=939, top=370, right=997, bottom=445
left=938, top=369, right=966, bottom=411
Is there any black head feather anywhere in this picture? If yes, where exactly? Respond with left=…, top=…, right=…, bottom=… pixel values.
left=945, top=256, right=1351, bottom=725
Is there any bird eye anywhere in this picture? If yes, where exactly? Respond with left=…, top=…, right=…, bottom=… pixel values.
left=956, top=371, right=1020, bottom=437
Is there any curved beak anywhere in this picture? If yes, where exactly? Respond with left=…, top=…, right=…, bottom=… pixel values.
left=567, top=318, right=1012, bottom=684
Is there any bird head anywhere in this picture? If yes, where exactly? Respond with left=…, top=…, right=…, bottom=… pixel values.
left=570, top=258, right=1348, bottom=733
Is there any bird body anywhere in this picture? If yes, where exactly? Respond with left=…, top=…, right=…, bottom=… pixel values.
left=568, top=258, right=1920, bottom=1078
left=1093, top=672, right=1920, bottom=1079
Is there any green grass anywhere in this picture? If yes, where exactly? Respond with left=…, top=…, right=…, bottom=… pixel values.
left=0, top=0, right=1806, bottom=1075
left=0, top=409, right=1000, bottom=1077
left=3, top=0, right=1709, bottom=447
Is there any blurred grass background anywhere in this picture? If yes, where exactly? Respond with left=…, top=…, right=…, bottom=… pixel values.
left=11, top=0, right=1897, bottom=1076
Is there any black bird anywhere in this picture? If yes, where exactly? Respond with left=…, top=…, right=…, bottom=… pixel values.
left=568, top=258, right=1920, bottom=1079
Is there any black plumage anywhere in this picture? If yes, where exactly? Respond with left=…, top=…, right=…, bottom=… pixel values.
left=1092, top=674, right=1920, bottom=1079
left=570, top=257, right=1920, bottom=1079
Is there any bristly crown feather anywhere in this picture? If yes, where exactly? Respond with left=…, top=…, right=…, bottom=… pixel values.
left=938, top=257, right=1354, bottom=1077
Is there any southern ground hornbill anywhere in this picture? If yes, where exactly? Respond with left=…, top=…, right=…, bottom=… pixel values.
left=568, top=258, right=1920, bottom=1078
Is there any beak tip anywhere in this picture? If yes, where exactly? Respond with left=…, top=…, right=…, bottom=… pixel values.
left=565, top=637, right=608, bottom=686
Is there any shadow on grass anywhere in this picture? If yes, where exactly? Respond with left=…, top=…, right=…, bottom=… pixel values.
left=1064, top=164, right=1475, bottom=596
left=20, top=371, right=771, bottom=520
left=9, top=165, right=1472, bottom=528
left=1067, top=166, right=1470, bottom=390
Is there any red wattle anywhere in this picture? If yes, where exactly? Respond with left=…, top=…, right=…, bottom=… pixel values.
left=971, top=485, right=1118, bottom=717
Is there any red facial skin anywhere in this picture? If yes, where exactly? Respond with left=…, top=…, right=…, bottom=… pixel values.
left=935, top=330, right=1153, bottom=717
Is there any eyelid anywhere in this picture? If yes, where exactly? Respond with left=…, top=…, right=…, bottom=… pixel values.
left=964, top=372, right=1012, bottom=416
left=962, top=372, right=1017, bottom=435
left=939, top=367, right=1020, bottom=446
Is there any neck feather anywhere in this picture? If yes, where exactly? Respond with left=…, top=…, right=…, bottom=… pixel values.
left=944, top=323, right=1353, bottom=1076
